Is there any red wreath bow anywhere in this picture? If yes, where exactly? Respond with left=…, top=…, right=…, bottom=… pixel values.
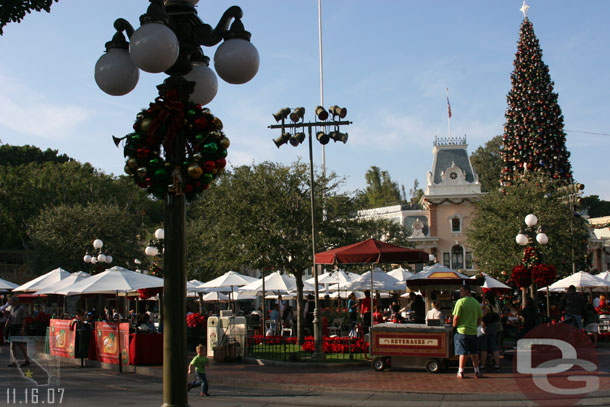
left=147, top=89, right=185, bottom=157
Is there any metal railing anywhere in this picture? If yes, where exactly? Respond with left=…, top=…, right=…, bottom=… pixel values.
left=244, top=334, right=369, bottom=362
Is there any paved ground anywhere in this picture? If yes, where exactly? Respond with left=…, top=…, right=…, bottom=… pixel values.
left=2, top=342, right=610, bottom=406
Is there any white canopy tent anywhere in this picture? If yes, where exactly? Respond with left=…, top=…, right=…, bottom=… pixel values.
left=13, top=267, right=70, bottom=293
left=57, top=266, right=164, bottom=295
left=343, top=268, right=403, bottom=291
left=35, top=271, right=91, bottom=295
left=0, top=277, right=18, bottom=292
left=538, top=271, right=610, bottom=293
left=596, top=271, right=610, bottom=282
left=387, top=267, right=414, bottom=282
left=200, top=291, right=229, bottom=302
left=470, top=272, right=511, bottom=291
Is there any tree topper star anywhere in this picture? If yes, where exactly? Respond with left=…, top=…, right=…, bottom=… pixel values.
left=520, top=0, right=530, bottom=18
left=24, top=369, right=33, bottom=379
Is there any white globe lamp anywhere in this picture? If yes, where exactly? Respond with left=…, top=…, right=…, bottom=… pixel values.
left=83, top=254, right=92, bottom=263
left=97, top=254, right=106, bottom=263
left=94, top=48, right=140, bottom=96
left=154, top=228, right=165, bottom=240
left=93, top=239, right=104, bottom=249
left=516, top=233, right=529, bottom=246
left=214, top=38, right=259, bottom=84
left=524, top=214, right=538, bottom=227
left=129, top=22, right=179, bottom=73
left=145, top=245, right=159, bottom=257
left=184, top=62, right=218, bottom=105
left=536, top=232, right=549, bottom=245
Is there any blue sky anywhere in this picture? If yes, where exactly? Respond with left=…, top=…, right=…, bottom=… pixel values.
left=0, top=0, right=608, bottom=200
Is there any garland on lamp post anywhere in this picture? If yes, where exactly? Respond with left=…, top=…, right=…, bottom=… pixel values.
left=94, top=1, right=258, bottom=404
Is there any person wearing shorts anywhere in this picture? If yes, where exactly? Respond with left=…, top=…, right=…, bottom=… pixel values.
left=452, top=284, right=482, bottom=379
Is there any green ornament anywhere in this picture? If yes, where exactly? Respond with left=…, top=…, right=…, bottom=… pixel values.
left=219, top=149, right=228, bottom=158
left=202, top=173, right=214, bottom=184
left=149, top=158, right=161, bottom=167
left=195, top=133, right=205, bottom=143
left=202, top=142, right=218, bottom=154
left=154, top=168, right=168, bottom=180
left=187, top=109, right=197, bottom=117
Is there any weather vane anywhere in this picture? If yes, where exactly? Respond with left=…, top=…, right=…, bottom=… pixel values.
left=520, top=0, right=530, bottom=18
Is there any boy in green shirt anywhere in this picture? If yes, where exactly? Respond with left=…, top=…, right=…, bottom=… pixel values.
left=452, top=284, right=482, bottom=379
left=187, top=344, right=209, bottom=396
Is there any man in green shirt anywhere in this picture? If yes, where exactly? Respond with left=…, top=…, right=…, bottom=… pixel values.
left=187, top=344, right=209, bottom=396
left=452, top=284, right=482, bottom=379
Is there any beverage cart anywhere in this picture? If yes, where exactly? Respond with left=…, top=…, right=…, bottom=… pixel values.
left=369, top=264, right=476, bottom=373
left=370, top=322, right=454, bottom=373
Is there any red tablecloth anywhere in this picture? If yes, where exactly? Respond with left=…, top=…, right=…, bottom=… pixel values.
left=129, top=333, right=163, bottom=365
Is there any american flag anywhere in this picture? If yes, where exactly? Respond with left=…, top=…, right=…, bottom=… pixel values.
left=447, top=94, right=452, bottom=119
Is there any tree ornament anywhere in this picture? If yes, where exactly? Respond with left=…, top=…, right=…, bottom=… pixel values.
left=187, top=163, right=203, bottom=179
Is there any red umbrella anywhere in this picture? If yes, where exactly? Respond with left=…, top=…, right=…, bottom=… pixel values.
left=315, top=239, right=429, bottom=265
left=315, top=239, right=429, bottom=340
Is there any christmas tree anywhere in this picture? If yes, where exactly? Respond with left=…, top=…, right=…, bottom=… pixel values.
left=500, top=3, right=573, bottom=187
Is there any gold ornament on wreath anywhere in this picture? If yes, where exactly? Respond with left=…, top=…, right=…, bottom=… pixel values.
left=115, top=88, right=229, bottom=200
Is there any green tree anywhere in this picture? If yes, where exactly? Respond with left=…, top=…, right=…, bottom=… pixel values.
left=500, top=16, right=573, bottom=187
left=581, top=195, right=610, bottom=218
left=0, top=0, right=58, bottom=35
left=356, top=166, right=402, bottom=208
left=0, top=160, right=162, bottom=250
left=470, top=135, right=503, bottom=192
left=408, top=179, right=424, bottom=208
left=27, top=202, right=144, bottom=274
left=186, top=161, right=408, bottom=343
left=0, top=144, right=72, bottom=165
left=467, top=176, right=589, bottom=279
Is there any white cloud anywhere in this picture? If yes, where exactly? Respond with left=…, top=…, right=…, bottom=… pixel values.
left=0, top=72, right=89, bottom=139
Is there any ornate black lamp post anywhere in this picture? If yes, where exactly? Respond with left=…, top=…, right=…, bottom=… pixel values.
left=83, top=239, right=113, bottom=273
left=94, top=1, right=258, bottom=406
left=515, top=213, right=550, bottom=312
left=268, top=105, right=350, bottom=359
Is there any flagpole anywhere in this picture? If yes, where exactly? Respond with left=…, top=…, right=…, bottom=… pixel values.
left=446, top=88, right=452, bottom=142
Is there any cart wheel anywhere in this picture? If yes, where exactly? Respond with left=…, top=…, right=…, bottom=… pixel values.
left=425, top=359, right=441, bottom=373
left=373, top=357, right=386, bottom=372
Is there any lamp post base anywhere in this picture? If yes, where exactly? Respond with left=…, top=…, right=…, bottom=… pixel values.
left=312, top=311, right=325, bottom=360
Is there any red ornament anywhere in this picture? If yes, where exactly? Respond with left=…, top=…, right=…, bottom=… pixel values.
left=137, top=148, right=151, bottom=159
left=202, top=160, right=216, bottom=171
left=194, top=117, right=208, bottom=129
left=215, top=158, right=226, bottom=169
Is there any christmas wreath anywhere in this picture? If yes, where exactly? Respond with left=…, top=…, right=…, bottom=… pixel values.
left=120, top=88, right=229, bottom=200
left=510, top=264, right=531, bottom=288
left=522, top=246, right=541, bottom=268
left=531, top=263, right=556, bottom=287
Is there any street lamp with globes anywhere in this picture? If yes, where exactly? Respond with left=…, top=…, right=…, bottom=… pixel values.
left=515, top=213, right=549, bottom=311
left=95, top=1, right=258, bottom=405
left=83, top=239, right=113, bottom=272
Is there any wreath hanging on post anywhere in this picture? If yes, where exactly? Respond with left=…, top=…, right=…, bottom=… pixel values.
left=531, top=263, right=556, bottom=287
left=510, top=264, right=532, bottom=288
left=118, top=87, right=229, bottom=200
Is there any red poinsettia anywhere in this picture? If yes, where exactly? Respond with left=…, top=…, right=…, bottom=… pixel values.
left=186, top=312, right=206, bottom=328
left=531, top=264, right=556, bottom=287
left=510, top=264, right=531, bottom=288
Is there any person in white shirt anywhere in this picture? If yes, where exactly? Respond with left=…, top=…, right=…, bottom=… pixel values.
left=425, top=301, right=443, bottom=323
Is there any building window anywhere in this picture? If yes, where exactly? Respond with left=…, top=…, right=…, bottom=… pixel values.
left=443, top=253, right=450, bottom=267
left=451, top=245, right=464, bottom=269
left=451, top=217, right=461, bottom=233
left=465, top=251, right=473, bottom=269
